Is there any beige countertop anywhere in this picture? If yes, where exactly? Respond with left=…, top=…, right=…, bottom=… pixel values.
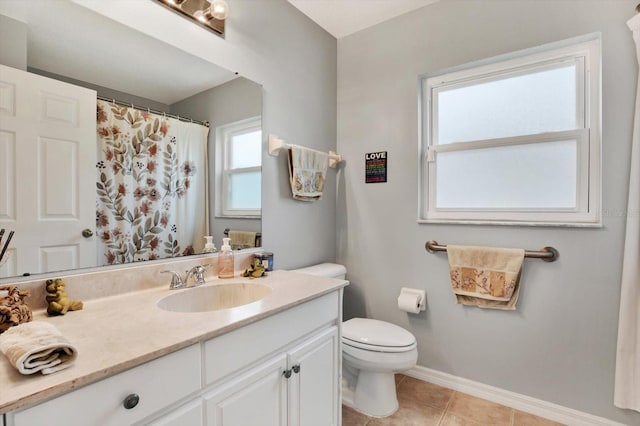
left=0, top=270, right=348, bottom=414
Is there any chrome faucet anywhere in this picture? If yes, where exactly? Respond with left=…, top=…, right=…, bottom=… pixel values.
left=161, top=264, right=211, bottom=290
left=160, top=270, right=186, bottom=290
left=184, top=264, right=210, bottom=286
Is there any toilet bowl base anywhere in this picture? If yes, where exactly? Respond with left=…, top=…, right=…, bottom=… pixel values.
left=347, top=371, right=399, bottom=417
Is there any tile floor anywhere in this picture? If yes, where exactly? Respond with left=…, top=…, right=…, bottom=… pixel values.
left=342, top=374, right=565, bottom=426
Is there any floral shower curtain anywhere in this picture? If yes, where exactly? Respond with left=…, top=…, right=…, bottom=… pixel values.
left=95, top=100, right=208, bottom=265
left=615, top=12, right=640, bottom=413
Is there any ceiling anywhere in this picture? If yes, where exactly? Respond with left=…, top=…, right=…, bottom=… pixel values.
left=287, top=0, right=441, bottom=39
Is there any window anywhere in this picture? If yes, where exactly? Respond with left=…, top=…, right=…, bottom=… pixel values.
left=216, top=117, right=262, bottom=217
left=419, top=35, right=601, bottom=226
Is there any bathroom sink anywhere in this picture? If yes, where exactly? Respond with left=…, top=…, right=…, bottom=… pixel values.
left=157, top=282, right=272, bottom=313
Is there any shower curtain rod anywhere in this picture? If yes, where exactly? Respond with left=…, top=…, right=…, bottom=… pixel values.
left=97, top=95, right=209, bottom=127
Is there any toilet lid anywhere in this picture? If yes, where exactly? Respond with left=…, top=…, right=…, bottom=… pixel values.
left=342, top=318, right=416, bottom=350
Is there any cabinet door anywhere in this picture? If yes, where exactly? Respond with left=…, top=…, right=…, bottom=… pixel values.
left=204, top=353, right=288, bottom=426
left=146, top=399, right=203, bottom=426
left=288, top=326, right=339, bottom=426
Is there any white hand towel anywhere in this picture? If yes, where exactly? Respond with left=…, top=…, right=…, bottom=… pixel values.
left=0, top=321, right=78, bottom=375
left=288, top=145, right=329, bottom=201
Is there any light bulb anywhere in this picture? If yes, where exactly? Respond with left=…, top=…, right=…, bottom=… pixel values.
left=193, top=9, right=208, bottom=23
left=208, top=0, right=229, bottom=20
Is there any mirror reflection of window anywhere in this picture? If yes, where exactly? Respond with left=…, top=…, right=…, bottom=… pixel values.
left=218, top=117, right=262, bottom=217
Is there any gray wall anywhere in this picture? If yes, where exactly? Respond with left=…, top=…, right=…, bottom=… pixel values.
left=337, top=0, right=637, bottom=423
left=171, top=77, right=262, bottom=246
left=0, top=15, right=26, bottom=70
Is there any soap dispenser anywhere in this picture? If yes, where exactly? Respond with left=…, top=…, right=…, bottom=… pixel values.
left=203, top=236, right=217, bottom=253
left=217, top=238, right=234, bottom=279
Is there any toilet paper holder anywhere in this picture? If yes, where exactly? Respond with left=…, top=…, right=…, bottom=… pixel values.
left=398, top=287, right=426, bottom=312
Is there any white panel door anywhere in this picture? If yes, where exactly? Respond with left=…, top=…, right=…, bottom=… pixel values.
left=288, top=327, right=339, bottom=426
left=204, top=353, right=288, bottom=426
left=0, top=64, right=96, bottom=277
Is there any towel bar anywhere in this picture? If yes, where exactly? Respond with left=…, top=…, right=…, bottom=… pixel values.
left=268, top=134, right=342, bottom=168
left=425, top=240, right=559, bottom=262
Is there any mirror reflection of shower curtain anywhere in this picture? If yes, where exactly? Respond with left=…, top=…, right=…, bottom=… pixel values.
left=95, top=100, right=208, bottom=265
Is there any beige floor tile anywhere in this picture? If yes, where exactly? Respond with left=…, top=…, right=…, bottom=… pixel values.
left=396, top=373, right=407, bottom=388
left=446, top=392, right=512, bottom=425
left=397, top=376, right=454, bottom=410
left=366, top=397, right=445, bottom=426
left=513, top=410, right=565, bottom=426
left=342, top=405, right=370, bottom=426
left=439, top=412, right=488, bottom=426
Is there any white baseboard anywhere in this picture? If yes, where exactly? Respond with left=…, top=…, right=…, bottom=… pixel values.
left=405, top=365, right=627, bottom=426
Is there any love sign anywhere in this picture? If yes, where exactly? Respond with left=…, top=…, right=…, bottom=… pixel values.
left=365, top=151, right=387, bottom=183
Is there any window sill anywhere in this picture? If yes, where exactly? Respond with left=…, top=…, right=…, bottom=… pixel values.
left=416, top=218, right=602, bottom=228
left=215, top=215, right=261, bottom=220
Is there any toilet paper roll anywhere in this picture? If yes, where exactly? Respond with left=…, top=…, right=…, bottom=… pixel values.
left=397, top=293, right=421, bottom=314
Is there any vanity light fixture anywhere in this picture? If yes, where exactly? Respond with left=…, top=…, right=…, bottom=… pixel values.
left=154, top=0, right=228, bottom=37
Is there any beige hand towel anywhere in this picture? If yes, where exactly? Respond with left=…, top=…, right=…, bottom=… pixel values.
left=288, top=145, right=329, bottom=201
left=0, top=321, right=78, bottom=375
left=229, top=230, right=257, bottom=250
left=447, top=245, right=525, bottom=310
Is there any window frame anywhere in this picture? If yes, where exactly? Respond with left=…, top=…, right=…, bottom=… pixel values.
left=418, top=34, right=601, bottom=227
left=215, top=116, right=262, bottom=218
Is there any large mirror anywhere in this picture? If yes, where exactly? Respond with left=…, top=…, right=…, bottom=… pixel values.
left=0, top=0, right=262, bottom=280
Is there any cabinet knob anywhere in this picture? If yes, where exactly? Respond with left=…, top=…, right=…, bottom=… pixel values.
left=283, top=369, right=292, bottom=379
left=123, top=393, right=140, bottom=410
left=292, top=364, right=300, bottom=374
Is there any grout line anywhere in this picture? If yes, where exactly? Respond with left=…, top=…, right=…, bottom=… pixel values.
left=510, top=407, right=515, bottom=425
left=437, top=390, right=457, bottom=425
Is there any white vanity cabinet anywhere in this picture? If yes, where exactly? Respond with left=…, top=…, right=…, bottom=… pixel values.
left=287, top=327, right=340, bottom=426
left=7, top=344, right=202, bottom=426
left=204, top=352, right=289, bottom=426
left=204, top=327, right=339, bottom=426
left=202, top=291, right=341, bottom=426
left=4, top=290, right=342, bottom=426
left=147, top=400, right=204, bottom=426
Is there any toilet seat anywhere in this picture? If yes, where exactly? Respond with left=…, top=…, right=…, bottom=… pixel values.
left=342, top=318, right=416, bottom=353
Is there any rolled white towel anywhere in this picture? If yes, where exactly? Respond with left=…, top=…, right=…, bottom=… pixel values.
left=0, top=321, right=78, bottom=375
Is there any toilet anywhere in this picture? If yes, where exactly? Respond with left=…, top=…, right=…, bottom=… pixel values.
left=292, top=263, right=418, bottom=418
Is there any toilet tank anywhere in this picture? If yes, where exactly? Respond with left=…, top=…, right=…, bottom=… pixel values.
left=291, top=263, right=346, bottom=279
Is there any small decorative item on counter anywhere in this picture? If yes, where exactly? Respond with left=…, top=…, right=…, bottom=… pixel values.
left=45, top=278, right=83, bottom=316
left=254, top=252, right=274, bottom=272
left=0, top=286, right=32, bottom=334
left=241, top=258, right=267, bottom=279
